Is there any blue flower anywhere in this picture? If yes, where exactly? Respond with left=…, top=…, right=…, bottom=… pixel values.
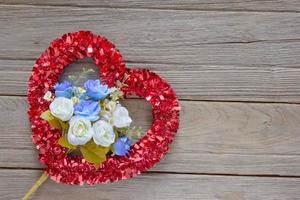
left=74, top=100, right=100, bottom=122
left=113, top=137, right=131, bottom=156
left=84, top=79, right=109, bottom=101
left=54, top=80, right=73, bottom=99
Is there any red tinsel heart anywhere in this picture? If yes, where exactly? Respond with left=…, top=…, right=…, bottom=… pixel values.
left=27, top=31, right=180, bottom=185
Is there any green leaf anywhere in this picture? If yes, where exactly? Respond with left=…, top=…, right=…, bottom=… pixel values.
left=110, top=89, right=124, bottom=101
left=58, top=135, right=77, bottom=150
left=80, top=140, right=110, bottom=164
left=110, top=145, right=115, bottom=154
left=58, top=120, right=69, bottom=134
left=40, top=110, right=61, bottom=130
left=124, top=126, right=143, bottom=142
left=114, top=127, right=128, bottom=136
left=82, top=67, right=94, bottom=73
left=40, top=110, right=54, bottom=121
left=67, top=75, right=77, bottom=81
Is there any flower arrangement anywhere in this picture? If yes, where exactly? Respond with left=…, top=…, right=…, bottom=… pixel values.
left=41, top=70, right=142, bottom=166
left=24, top=31, right=179, bottom=200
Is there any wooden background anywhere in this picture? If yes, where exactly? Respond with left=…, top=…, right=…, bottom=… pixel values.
left=0, top=0, right=300, bottom=199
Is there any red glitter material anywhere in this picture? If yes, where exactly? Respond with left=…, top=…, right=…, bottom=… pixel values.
left=27, top=31, right=180, bottom=185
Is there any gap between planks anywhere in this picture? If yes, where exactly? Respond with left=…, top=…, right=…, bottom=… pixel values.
left=1, top=166, right=300, bottom=179
left=0, top=2, right=300, bottom=13
left=2, top=94, right=300, bottom=105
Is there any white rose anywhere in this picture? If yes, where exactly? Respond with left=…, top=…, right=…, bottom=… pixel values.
left=49, top=97, right=74, bottom=121
left=68, top=116, right=93, bottom=145
left=112, top=104, right=132, bottom=128
left=102, top=113, right=111, bottom=122
left=93, top=120, right=115, bottom=147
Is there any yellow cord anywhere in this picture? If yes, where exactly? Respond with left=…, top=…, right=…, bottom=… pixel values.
left=22, top=172, right=49, bottom=200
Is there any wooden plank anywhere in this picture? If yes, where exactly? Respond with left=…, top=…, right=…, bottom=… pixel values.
left=1, top=0, right=300, bottom=12
left=0, top=5, right=299, bottom=65
left=1, top=96, right=300, bottom=176
left=1, top=5, right=300, bottom=102
left=2, top=59, right=300, bottom=103
left=1, top=169, right=300, bottom=200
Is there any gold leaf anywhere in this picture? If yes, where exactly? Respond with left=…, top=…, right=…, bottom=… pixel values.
left=58, top=135, right=77, bottom=150
left=110, top=145, right=115, bottom=154
left=40, top=110, right=54, bottom=121
left=40, top=110, right=61, bottom=130
left=80, top=140, right=110, bottom=164
left=58, top=120, right=69, bottom=134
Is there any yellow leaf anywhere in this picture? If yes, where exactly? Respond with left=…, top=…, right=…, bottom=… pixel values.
left=40, top=110, right=62, bottom=130
left=80, top=140, right=110, bottom=164
left=84, top=140, right=109, bottom=152
left=58, top=135, right=77, bottom=150
left=40, top=110, right=54, bottom=121
left=58, top=120, right=69, bottom=134
left=110, top=145, right=115, bottom=154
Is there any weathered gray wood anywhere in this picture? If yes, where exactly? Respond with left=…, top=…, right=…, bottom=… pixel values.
left=0, top=1, right=299, bottom=199
left=1, top=96, right=300, bottom=176
left=1, top=169, right=300, bottom=200
left=0, top=5, right=299, bottom=66
left=2, top=59, right=300, bottom=103
left=1, top=5, right=300, bottom=103
left=1, top=0, right=300, bottom=12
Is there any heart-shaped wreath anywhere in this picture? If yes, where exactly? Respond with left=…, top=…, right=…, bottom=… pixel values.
left=26, top=30, right=179, bottom=198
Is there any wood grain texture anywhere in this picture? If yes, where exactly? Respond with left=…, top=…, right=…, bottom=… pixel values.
left=1, top=0, right=300, bottom=12
left=1, top=4, right=300, bottom=103
left=1, top=96, right=300, bottom=176
left=1, top=169, right=300, bottom=200
left=2, top=59, right=300, bottom=102
left=0, top=5, right=299, bottom=65
left=1, top=2, right=300, bottom=199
